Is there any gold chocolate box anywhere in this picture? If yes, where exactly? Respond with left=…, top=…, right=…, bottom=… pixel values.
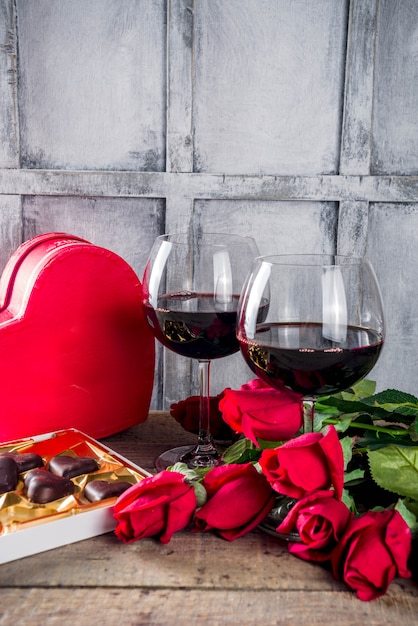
left=0, top=428, right=149, bottom=563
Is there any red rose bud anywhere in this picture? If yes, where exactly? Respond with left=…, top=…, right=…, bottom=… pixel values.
left=259, top=425, right=344, bottom=500
left=331, top=509, right=412, bottom=601
left=219, top=378, right=303, bottom=445
left=113, top=471, right=197, bottom=544
left=193, top=463, right=275, bottom=541
left=277, top=490, right=352, bottom=562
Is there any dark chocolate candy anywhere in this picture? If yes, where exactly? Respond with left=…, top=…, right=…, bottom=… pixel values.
left=0, top=456, right=19, bottom=493
left=84, top=480, right=132, bottom=502
left=48, top=455, right=99, bottom=479
left=25, top=469, right=75, bottom=504
left=1, top=452, right=44, bottom=473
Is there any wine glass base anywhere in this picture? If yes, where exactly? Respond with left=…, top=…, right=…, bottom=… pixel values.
left=180, top=446, right=222, bottom=469
left=257, top=496, right=302, bottom=543
left=257, top=519, right=301, bottom=543
left=155, top=444, right=222, bottom=471
left=154, top=445, right=196, bottom=471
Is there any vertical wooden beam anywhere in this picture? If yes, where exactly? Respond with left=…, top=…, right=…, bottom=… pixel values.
left=166, top=0, right=194, bottom=173
left=0, top=1, right=22, bottom=270
left=340, top=0, right=378, bottom=175
left=0, top=194, right=23, bottom=270
left=337, top=200, right=369, bottom=256
left=163, top=1, right=195, bottom=406
left=0, top=0, right=19, bottom=168
left=163, top=196, right=195, bottom=406
left=338, top=0, right=378, bottom=256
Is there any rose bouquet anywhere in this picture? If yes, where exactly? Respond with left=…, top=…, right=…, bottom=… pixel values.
left=113, top=378, right=418, bottom=602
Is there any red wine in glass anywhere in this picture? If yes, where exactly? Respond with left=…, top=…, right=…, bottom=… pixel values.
left=142, top=232, right=259, bottom=469
left=143, top=293, right=241, bottom=360
left=239, top=322, right=384, bottom=397
left=237, top=255, right=385, bottom=432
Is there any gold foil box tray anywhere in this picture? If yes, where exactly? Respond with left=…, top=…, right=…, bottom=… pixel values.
left=0, top=428, right=150, bottom=563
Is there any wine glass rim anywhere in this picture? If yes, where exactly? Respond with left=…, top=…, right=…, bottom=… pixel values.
left=157, top=232, right=257, bottom=246
left=254, top=253, right=369, bottom=266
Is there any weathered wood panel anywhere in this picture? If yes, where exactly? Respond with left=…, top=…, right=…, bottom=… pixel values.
left=337, top=201, right=370, bottom=257
left=16, top=0, right=167, bottom=171
left=339, top=0, right=377, bottom=175
left=2, top=586, right=418, bottom=626
left=372, top=0, right=418, bottom=175
left=365, top=203, right=418, bottom=393
left=193, top=0, right=348, bottom=175
left=0, top=0, right=18, bottom=168
left=22, top=195, right=165, bottom=276
left=1, top=170, right=418, bottom=202
left=0, top=195, right=22, bottom=270
left=0, top=0, right=417, bottom=409
left=166, top=0, right=194, bottom=172
left=192, top=199, right=337, bottom=256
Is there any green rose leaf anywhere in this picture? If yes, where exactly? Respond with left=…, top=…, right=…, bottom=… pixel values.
left=368, top=445, right=418, bottom=499
left=395, top=498, right=418, bottom=533
left=366, top=388, right=418, bottom=406
left=169, top=462, right=200, bottom=480
left=257, top=439, right=285, bottom=449
left=169, top=462, right=210, bottom=481
left=341, top=487, right=357, bottom=513
left=350, top=378, right=376, bottom=398
left=222, top=437, right=259, bottom=464
left=319, top=397, right=395, bottom=419
left=343, top=468, right=365, bottom=485
left=358, top=430, right=415, bottom=450
left=340, top=435, right=353, bottom=470
left=193, top=481, right=208, bottom=508
left=404, top=498, right=418, bottom=520
left=339, top=413, right=362, bottom=432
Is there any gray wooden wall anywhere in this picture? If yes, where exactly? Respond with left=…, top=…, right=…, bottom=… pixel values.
left=1, top=0, right=418, bottom=409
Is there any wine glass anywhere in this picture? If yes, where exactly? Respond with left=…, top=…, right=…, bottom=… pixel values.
left=142, top=232, right=259, bottom=469
left=236, top=254, right=385, bottom=432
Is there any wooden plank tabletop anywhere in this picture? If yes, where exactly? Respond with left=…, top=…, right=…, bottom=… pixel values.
left=0, top=412, right=417, bottom=626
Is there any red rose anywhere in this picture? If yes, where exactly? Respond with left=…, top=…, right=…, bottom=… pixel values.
left=276, top=490, right=352, bottom=562
left=331, top=509, right=412, bottom=601
left=170, top=393, right=237, bottom=441
left=259, top=425, right=344, bottom=500
left=219, top=378, right=303, bottom=445
left=193, top=463, right=275, bottom=541
left=113, top=471, right=197, bottom=544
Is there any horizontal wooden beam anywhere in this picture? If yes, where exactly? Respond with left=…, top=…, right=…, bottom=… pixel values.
left=0, top=170, right=418, bottom=203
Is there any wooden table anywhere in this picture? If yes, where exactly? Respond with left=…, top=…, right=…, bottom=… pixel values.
left=0, top=412, right=417, bottom=626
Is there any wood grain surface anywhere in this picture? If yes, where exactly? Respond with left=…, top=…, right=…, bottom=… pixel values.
left=0, top=413, right=416, bottom=626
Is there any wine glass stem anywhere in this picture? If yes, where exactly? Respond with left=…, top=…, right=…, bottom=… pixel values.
left=197, top=359, right=215, bottom=450
left=179, top=359, right=221, bottom=468
left=303, top=399, right=316, bottom=433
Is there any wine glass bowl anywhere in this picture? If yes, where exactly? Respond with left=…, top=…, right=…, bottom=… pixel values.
left=142, top=232, right=259, bottom=469
left=237, top=254, right=385, bottom=431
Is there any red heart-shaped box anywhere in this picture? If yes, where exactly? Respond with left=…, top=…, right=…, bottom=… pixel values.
left=0, top=233, right=155, bottom=441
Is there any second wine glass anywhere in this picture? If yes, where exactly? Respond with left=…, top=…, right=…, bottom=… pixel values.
left=142, top=232, right=259, bottom=469
left=236, top=254, right=385, bottom=432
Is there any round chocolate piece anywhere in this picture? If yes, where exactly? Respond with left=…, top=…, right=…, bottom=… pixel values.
left=84, top=480, right=132, bottom=502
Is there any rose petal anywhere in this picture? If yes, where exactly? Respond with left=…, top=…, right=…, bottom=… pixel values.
left=113, top=471, right=197, bottom=544
left=194, top=463, right=275, bottom=541
left=331, top=509, right=412, bottom=601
